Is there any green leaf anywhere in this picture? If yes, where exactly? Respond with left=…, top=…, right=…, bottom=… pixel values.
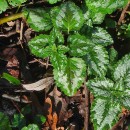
left=115, top=79, right=130, bottom=109
left=84, top=45, right=109, bottom=77
left=85, top=0, right=128, bottom=24
left=87, top=78, right=130, bottom=130
left=113, top=54, right=130, bottom=81
left=11, top=114, right=26, bottom=129
left=50, top=28, right=64, bottom=44
left=91, top=27, right=113, bottom=46
left=2, top=73, right=21, bottom=85
left=108, top=47, right=118, bottom=63
left=0, top=112, right=12, bottom=130
left=113, top=54, right=130, bottom=109
left=50, top=46, right=68, bottom=70
left=47, top=0, right=61, bottom=4
left=23, top=8, right=52, bottom=32
left=21, top=124, right=39, bottom=130
left=86, top=10, right=106, bottom=24
left=52, top=57, right=86, bottom=96
left=28, top=34, right=52, bottom=58
left=21, top=105, right=31, bottom=115
left=68, top=34, right=92, bottom=57
left=105, top=18, right=116, bottom=29
left=91, top=98, right=120, bottom=130
left=34, top=115, right=46, bottom=126
left=87, top=78, right=116, bottom=99
left=85, top=0, right=128, bottom=15
left=0, top=0, right=8, bottom=14
left=51, top=2, right=84, bottom=33
left=8, top=0, right=27, bottom=6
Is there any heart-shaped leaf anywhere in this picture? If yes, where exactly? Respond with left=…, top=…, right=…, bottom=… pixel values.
left=51, top=1, right=84, bottom=33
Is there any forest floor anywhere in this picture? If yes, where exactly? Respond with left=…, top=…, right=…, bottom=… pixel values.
left=0, top=1, right=130, bottom=130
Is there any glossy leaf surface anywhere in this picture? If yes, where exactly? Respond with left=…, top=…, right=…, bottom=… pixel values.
left=23, top=8, right=52, bottom=32
left=51, top=2, right=84, bottom=33
left=50, top=28, right=64, bottom=44
left=91, top=98, right=120, bottom=130
left=87, top=78, right=130, bottom=130
left=28, top=34, right=52, bottom=58
left=91, top=27, right=113, bottom=46
left=108, top=47, right=118, bottom=63
left=68, top=34, right=92, bottom=57
left=86, top=0, right=128, bottom=14
left=85, top=0, right=128, bottom=24
left=113, top=54, right=130, bottom=81
left=53, top=57, right=86, bottom=96
left=85, top=45, right=109, bottom=77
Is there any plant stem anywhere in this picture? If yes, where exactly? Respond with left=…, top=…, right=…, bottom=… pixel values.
left=0, top=12, right=24, bottom=25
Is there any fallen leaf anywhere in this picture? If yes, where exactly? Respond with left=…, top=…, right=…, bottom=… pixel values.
left=51, top=112, right=58, bottom=130
left=22, top=77, right=54, bottom=91
left=44, top=97, right=53, bottom=127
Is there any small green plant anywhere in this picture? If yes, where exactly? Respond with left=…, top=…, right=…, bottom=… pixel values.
left=0, top=0, right=27, bottom=14
left=0, top=0, right=129, bottom=130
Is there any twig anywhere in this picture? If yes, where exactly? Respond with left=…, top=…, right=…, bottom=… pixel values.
left=111, top=115, right=126, bottom=130
left=20, top=21, right=24, bottom=41
left=11, top=100, right=21, bottom=113
left=16, top=19, right=21, bottom=33
left=29, top=58, right=52, bottom=66
left=2, top=94, right=31, bottom=103
left=118, top=2, right=130, bottom=25
left=0, top=30, right=17, bottom=37
left=84, top=80, right=90, bottom=130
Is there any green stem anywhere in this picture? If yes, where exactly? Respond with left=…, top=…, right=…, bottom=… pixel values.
left=0, top=12, right=24, bottom=25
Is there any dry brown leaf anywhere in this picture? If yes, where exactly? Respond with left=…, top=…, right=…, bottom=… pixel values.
left=51, top=112, right=58, bottom=130
left=7, top=55, right=19, bottom=78
left=45, top=97, right=53, bottom=127
left=22, top=77, right=54, bottom=91
left=56, top=127, right=64, bottom=130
